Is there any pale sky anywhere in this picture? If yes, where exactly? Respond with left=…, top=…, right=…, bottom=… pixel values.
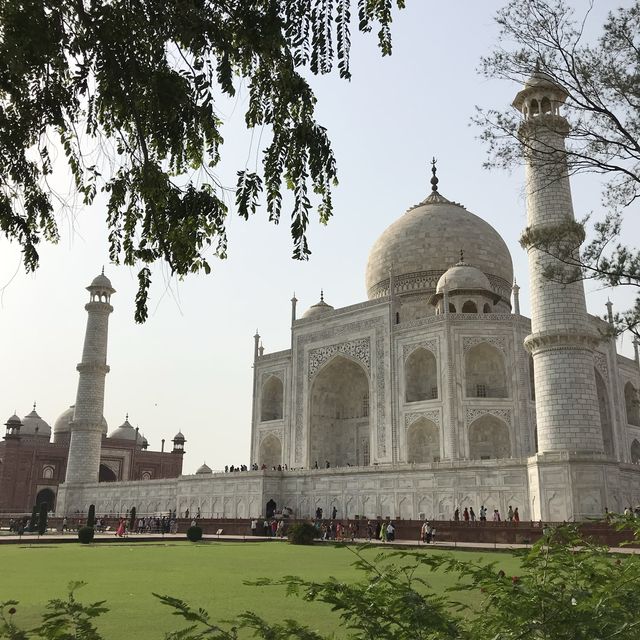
left=1, top=1, right=637, bottom=473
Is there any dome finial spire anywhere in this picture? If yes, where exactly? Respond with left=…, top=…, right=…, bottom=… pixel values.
left=320, top=289, right=324, bottom=302
left=430, top=157, right=439, bottom=193
left=460, top=248, right=464, bottom=263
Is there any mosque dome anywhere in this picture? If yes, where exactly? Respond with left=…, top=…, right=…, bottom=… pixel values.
left=53, top=405, right=108, bottom=435
left=109, top=416, right=144, bottom=443
left=173, top=431, right=185, bottom=441
left=302, top=292, right=334, bottom=319
left=20, top=406, right=51, bottom=438
left=436, top=260, right=493, bottom=294
left=196, top=463, right=213, bottom=475
left=365, top=175, right=513, bottom=304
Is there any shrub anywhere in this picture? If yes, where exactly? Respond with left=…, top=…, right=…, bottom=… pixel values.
left=287, top=522, right=316, bottom=545
left=129, top=507, right=137, bottom=532
left=78, top=527, right=95, bottom=544
left=28, top=506, right=38, bottom=532
left=186, top=526, right=203, bottom=542
left=38, top=503, right=48, bottom=535
left=87, top=504, right=96, bottom=528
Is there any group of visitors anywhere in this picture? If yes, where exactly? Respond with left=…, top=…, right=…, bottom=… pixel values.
left=420, top=520, right=436, bottom=543
left=452, top=505, right=520, bottom=524
left=134, top=515, right=177, bottom=534
left=250, top=518, right=288, bottom=538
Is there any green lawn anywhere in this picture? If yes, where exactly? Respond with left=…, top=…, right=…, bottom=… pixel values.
left=0, top=541, right=521, bottom=638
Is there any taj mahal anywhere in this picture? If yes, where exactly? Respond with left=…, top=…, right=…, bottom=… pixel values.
left=6, top=71, right=640, bottom=523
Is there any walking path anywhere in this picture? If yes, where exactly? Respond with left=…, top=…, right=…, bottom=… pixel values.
left=1, top=531, right=638, bottom=553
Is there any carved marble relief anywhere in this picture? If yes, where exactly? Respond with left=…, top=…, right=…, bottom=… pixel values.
left=463, top=336, right=507, bottom=353
left=308, top=338, right=371, bottom=378
left=465, top=408, right=512, bottom=427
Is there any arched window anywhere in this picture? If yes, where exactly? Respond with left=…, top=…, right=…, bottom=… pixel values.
left=259, top=434, right=282, bottom=468
left=462, top=301, right=477, bottom=313
left=541, top=97, right=551, bottom=114
left=465, top=342, right=508, bottom=398
left=449, top=303, right=456, bottom=313
left=530, top=98, right=540, bottom=116
left=42, top=465, right=54, bottom=479
left=99, top=464, right=117, bottom=482
left=406, top=418, right=440, bottom=463
left=595, top=369, right=614, bottom=456
left=469, top=415, right=511, bottom=459
left=483, top=303, right=491, bottom=313
left=405, top=348, right=438, bottom=402
left=261, top=376, right=284, bottom=421
left=141, top=471, right=152, bottom=481
left=631, top=439, right=640, bottom=464
left=625, top=382, right=640, bottom=426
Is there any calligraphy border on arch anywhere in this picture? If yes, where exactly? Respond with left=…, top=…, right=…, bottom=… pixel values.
left=294, top=317, right=387, bottom=462
left=593, top=351, right=609, bottom=381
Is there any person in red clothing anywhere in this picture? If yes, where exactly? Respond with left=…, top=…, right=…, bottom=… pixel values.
left=513, top=507, right=520, bottom=524
left=463, top=507, right=470, bottom=523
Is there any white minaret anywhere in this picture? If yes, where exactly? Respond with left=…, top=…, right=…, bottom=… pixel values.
left=514, top=71, right=603, bottom=456
left=64, top=271, right=115, bottom=484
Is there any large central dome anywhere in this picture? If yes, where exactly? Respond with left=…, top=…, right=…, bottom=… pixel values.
left=365, top=190, right=513, bottom=303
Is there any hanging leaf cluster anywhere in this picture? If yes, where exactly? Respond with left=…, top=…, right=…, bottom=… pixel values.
left=0, top=0, right=405, bottom=321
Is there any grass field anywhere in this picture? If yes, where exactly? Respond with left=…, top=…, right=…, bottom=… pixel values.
left=0, top=541, right=521, bottom=638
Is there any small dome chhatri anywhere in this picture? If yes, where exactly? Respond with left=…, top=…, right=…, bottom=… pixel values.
left=436, top=254, right=493, bottom=295
left=196, top=462, right=213, bottom=475
left=302, top=290, right=335, bottom=319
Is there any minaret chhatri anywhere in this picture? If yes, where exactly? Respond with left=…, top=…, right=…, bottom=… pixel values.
left=514, top=70, right=604, bottom=455
left=64, top=271, right=115, bottom=484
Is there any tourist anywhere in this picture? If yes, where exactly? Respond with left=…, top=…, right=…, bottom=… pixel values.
left=367, top=521, right=374, bottom=541
left=325, top=460, right=330, bottom=468
left=251, top=518, right=258, bottom=536
left=507, top=505, right=514, bottom=522
left=332, top=506, right=337, bottom=520
left=454, top=508, right=460, bottom=522
left=420, top=520, right=428, bottom=543
left=493, top=509, right=501, bottom=522
left=513, top=507, right=520, bottom=524
left=263, top=518, right=269, bottom=536
left=479, top=505, right=487, bottom=522
left=115, top=518, right=126, bottom=537
left=429, top=523, right=436, bottom=544
left=380, top=521, right=388, bottom=542
left=313, top=460, right=318, bottom=469
left=463, top=507, right=469, bottom=523
left=61, top=517, right=67, bottom=532
left=386, top=521, right=395, bottom=541
left=469, top=507, right=476, bottom=522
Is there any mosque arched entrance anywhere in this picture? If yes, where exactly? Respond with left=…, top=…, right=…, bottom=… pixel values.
left=309, top=355, right=370, bottom=468
left=99, top=464, right=117, bottom=482
left=36, top=488, right=56, bottom=512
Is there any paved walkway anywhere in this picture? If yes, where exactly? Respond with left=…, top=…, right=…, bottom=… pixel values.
left=1, top=531, right=638, bottom=553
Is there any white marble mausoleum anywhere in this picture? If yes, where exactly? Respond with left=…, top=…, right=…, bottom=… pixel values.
left=56, top=71, right=640, bottom=522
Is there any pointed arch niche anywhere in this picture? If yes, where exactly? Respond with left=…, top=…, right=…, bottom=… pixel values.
left=406, top=418, right=440, bottom=463
left=261, top=375, right=284, bottom=421
left=259, top=434, right=282, bottom=468
left=624, top=382, right=640, bottom=426
left=631, top=439, right=640, bottom=464
left=309, top=355, right=370, bottom=467
left=405, top=347, right=438, bottom=402
left=465, top=342, right=508, bottom=398
left=468, top=415, right=511, bottom=460
left=594, top=369, right=614, bottom=456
